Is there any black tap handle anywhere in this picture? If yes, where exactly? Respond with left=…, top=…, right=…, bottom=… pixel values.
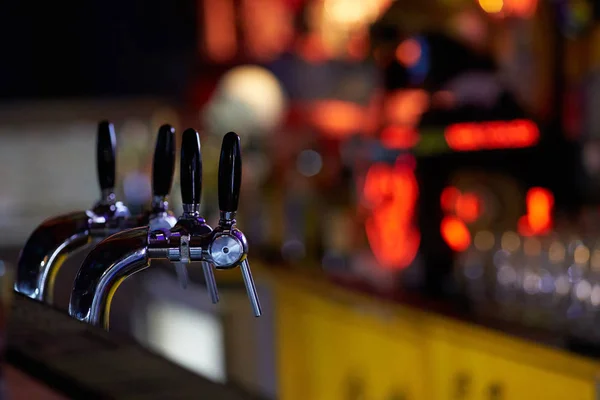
left=152, top=124, right=176, bottom=197
left=218, top=132, right=242, bottom=213
left=180, top=128, right=202, bottom=206
left=96, top=120, right=117, bottom=191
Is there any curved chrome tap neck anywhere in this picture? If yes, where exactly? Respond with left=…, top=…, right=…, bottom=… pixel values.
left=89, top=248, right=148, bottom=328
left=69, top=226, right=151, bottom=329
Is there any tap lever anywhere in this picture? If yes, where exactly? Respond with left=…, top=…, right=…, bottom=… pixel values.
left=218, top=131, right=242, bottom=220
left=201, top=262, right=219, bottom=303
left=147, top=125, right=178, bottom=231
left=240, top=259, right=261, bottom=317
left=178, top=128, right=217, bottom=298
left=152, top=124, right=177, bottom=199
left=180, top=128, right=203, bottom=214
left=174, top=262, right=190, bottom=290
left=214, top=131, right=259, bottom=314
left=96, top=120, right=117, bottom=195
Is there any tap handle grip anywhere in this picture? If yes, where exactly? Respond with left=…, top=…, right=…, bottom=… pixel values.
left=180, top=128, right=202, bottom=206
left=152, top=124, right=176, bottom=197
left=97, top=120, right=117, bottom=191
left=218, top=132, right=242, bottom=213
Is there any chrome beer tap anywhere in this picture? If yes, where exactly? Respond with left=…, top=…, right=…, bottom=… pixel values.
left=69, top=129, right=261, bottom=330
left=145, top=124, right=178, bottom=232
left=15, top=122, right=178, bottom=304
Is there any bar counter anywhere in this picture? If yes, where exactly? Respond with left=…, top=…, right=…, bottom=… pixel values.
left=6, top=293, right=260, bottom=400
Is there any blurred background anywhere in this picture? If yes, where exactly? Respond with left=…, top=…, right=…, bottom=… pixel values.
left=5, top=0, right=600, bottom=398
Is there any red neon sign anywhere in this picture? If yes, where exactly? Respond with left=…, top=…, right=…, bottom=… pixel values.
left=363, top=158, right=420, bottom=269
left=444, top=119, right=539, bottom=151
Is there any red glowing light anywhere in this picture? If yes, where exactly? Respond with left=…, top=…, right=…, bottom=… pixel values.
left=517, top=187, right=554, bottom=236
left=384, top=89, right=430, bottom=127
left=441, top=187, right=482, bottom=223
left=444, top=120, right=539, bottom=151
left=504, top=0, right=538, bottom=18
left=441, top=216, right=471, bottom=252
left=363, top=162, right=420, bottom=269
left=396, top=39, right=421, bottom=67
left=380, top=125, right=420, bottom=150
left=526, top=187, right=553, bottom=234
left=441, top=187, right=461, bottom=213
left=455, top=192, right=481, bottom=223
left=363, top=164, right=393, bottom=206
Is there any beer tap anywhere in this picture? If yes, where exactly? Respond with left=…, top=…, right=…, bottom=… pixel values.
left=15, top=122, right=178, bottom=304
left=69, top=129, right=261, bottom=330
left=214, top=131, right=261, bottom=316
left=146, top=124, right=178, bottom=232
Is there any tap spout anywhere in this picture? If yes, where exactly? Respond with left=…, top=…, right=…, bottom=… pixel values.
left=69, top=226, right=150, bottom=329
left=15, top=211, right=91, bottom=302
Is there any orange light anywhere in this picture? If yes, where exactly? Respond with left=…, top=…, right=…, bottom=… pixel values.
left=310, top=100, right=365, bottom=138
left=203, top=0, right=237, bottom=62
left=455, top=192, right=481, bottom=223
left=241, top=0, right=293, bottom=62
left=395, top=39, right=421, bottom=67
left=518, top=187, right=554, bottom=236
left=380, top=125, right=420, bottom=149
left=363, top=163, right=393, bottom=206
left=441, top=186, right=461, bottom=213
left=504, top=0, right=538, bottom=17
left=363, top=162, right=420, bottom=269
left=384, top=89, right=430, bottom=127
left=526, top=187, right=553, bottom=234
left=445, top=119, right=539, bottom=151
left=441, top=216, right=471, bottom=252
